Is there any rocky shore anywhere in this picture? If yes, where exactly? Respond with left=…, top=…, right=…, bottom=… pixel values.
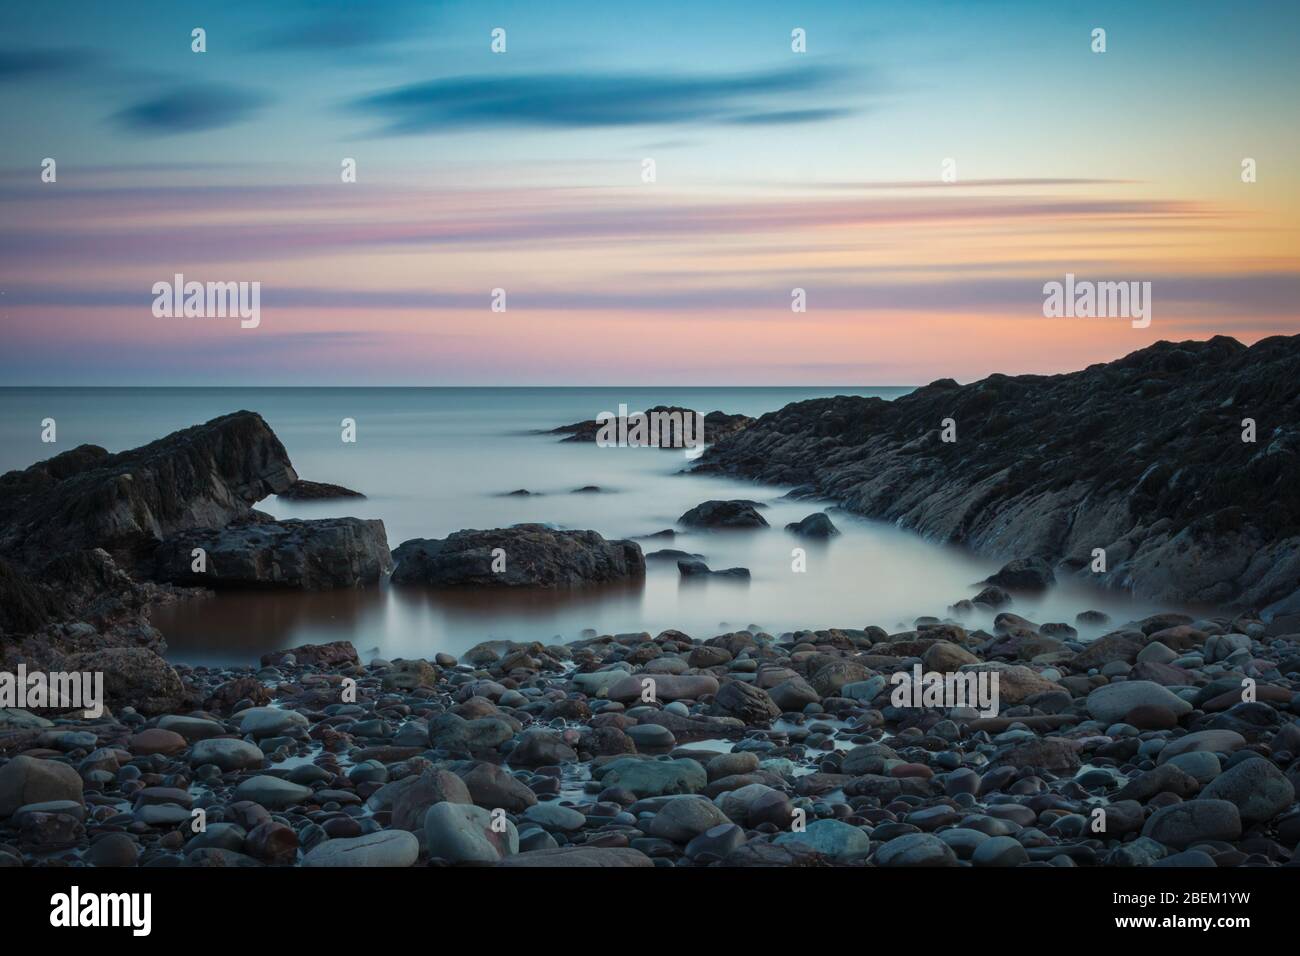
left=2, top=338, right=1298, bottom=868
left=2, top=600, right=1297, bottom=868
left=693, top=335, right=1300, bottom=616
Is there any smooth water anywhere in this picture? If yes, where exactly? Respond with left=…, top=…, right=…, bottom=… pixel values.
left=0, top=388, right=1177, bottom=664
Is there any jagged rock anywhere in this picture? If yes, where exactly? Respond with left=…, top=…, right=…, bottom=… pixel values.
left=0, top=411, right=296, bottom=569
left=391, top=525, right=644, bottom=588
left=154, top=517, right=391, bottom=590
left=692, top=335, right=1300, bottom=610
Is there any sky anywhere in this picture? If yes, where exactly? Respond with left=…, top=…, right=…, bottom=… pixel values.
left=1, top=0, right=1297, bottom=385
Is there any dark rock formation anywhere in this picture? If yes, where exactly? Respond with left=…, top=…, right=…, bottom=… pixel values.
left=0, top=411, right=296, bottom=570
left=0, top=412, right=384, bottom=669
left=551, top=407, right=754, bottom=445
left=645, top=548, right=703, bottom=562
left=391, top=525, right=645, bottom=588
left=678, top=500, right=769, bottom=529
left=693, top=335, right=1300, bottom=611
left=153, top=517, right=392, bottom=590
left=677, top=559, right=750, bottom=580
left=982, top=557, right=1056, bottom=592
left=278, top=479, right=364, bottom=500
left=785, top=512, right=839, bottom=538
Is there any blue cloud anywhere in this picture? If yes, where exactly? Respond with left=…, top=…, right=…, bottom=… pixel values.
left=113, top=85, right=269, bottom=134
left=0, top=47, right=95, bottom=79
left=353, top=65, right=856, bottom=132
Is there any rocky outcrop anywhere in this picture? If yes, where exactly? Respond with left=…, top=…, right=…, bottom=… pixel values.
left=0, top=412, right=385, bottom=666
left=0, top=411, right=296, bottom=570
left=693, top=336, right=1300, bottom=611
left=154, top=516, right=392, bottom=590
left=551, top=407, right=754, bottom=445
left=391, top=525, right=645, bottom=588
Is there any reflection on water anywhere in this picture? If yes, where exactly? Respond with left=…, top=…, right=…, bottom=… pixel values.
left=0, top=387, right=1192, bottom=665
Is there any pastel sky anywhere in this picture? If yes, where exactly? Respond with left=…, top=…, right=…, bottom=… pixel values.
left=1, top=0, right=1297, bottom=385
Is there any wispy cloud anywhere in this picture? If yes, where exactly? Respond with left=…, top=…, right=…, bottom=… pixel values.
left=352, top=66, right=858, bottom=133
left=0, top=47, right=94, bottom=79
left=113, top=85, right=270, bottom=134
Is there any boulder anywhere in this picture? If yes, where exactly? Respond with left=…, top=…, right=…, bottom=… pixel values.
left=424, top=802, right=518, bottom=863
left=785, top=513, right=839, bottom=537
left=1199, top=757, right=1295, bottom=825
left=677, top=500, right=769, bottom=529
left=391, top=525, right=644, bottom=588
left=63, top=647, right=185, bottom=716
left=302, top=830, right=418, bottom=867
left=1086, top=681, right=1194, bottom=725
left=0, top=756, right=84, bottom=817
left=154, top=517, right=392, bottom=590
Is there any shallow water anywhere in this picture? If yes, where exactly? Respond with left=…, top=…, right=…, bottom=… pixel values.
left=0, top=387, right=1181, bottom=664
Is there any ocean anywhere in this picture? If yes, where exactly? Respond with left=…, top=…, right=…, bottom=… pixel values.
left=0, top=387, right=1176, bottom=664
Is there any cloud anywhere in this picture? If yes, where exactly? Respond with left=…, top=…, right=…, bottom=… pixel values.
left=8, top=273, right=1297, bottom=319
left=112, top=85, right=270, bottom=134
left=0, top=47, right=94, bottom=79
left=352, top=65, right=856, bottom=133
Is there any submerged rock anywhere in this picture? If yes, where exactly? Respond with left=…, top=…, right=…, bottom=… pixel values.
left=677, top=500, right=769, bottom=529
left=277, top=479, right=364, bottom=500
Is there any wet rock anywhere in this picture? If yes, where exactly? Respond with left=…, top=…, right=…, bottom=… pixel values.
left=391, top=769, right=472, bottom=831
left=1142, top=799, right=1242, bottom=849
left=232, top=775, right=313, bottom=809
left=647, top=795, right=730, bottom=842
left=592, top=757, right=706, bottom=798
left=785, top=513, right=839, bottom=537
left=1199, top=757, right=1294, bottom=824
left=458, top=762, right=538, bottom=812
left=64, top=647, right=185, bottom=716
left=874, top=832, right=959, bottom=867
left=189, top=738, right=265, bottom=772
left=510, top=729, right=578, bottom=767
left=0, top=755, right=84, bottom=816
left=709, top=681, right=781, bottom=725
left=773, top=819, right=870, bottom=861
left=983, top=558, right=1056, bottom=593
left=391, top=525, right=644, bottom=588
left=1086, top=681, right=1193, bottom=725
left=677, top=500, right=769, bottom=529
left=425, top=803, right=518, bottom=863
left=303, top=830, right=419, bottom=867
left=496, top=846, right=653, bottom=867
left=155, top=517, right=392, bottom=590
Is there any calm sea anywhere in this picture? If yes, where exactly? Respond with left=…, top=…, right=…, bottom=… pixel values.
left=0, top=387, right=1175, bottom=664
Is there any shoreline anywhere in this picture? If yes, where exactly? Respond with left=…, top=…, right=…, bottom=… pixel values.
left=2, top=594, right=1296, bottom=868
